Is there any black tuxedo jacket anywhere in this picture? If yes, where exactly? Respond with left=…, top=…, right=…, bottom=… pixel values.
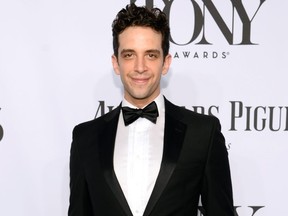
left=68, top=98, right=234, bottom=216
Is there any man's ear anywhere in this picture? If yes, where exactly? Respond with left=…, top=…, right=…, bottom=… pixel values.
left=162, top=54, right=172, bottom=75
left=111, top=55, right=120, bottom=75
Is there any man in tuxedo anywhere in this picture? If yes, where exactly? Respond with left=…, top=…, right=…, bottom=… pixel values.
left=68, top=3, right=234, bottom=216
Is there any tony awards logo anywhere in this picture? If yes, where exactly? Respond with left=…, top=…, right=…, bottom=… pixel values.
left=131, top=0, right=266, bottom=45
left=131, top=0, right=266, bottom=59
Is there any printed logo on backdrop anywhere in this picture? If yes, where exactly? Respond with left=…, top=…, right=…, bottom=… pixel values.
left=0, top=107, right=3, bottom=142
left=131, top=0, right=266, bottom=60
left=95, top=101, right=288, bottom=132
left=230, top=101, right=288, bottom=132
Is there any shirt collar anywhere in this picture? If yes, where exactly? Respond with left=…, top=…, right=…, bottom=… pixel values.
left=122, top=94, right=165, bottom=116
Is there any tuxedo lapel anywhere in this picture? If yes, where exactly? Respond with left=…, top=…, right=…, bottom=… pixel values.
left=97, top=106, right=133, bottom=216
left=143, top=99, right=187, bottom=216
left=86, top=100, right=186, bottom=216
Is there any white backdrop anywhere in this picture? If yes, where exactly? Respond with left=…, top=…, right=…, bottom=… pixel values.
left=0, top=0, right=287, bottom=215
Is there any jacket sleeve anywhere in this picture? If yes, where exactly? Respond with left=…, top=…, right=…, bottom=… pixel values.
left=68, top=126, right=94, bottom=216
left=200, top=118, right=234, bottom=216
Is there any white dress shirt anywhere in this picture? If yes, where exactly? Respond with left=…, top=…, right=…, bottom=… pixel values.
left=113, top=94, right=165, bottom=216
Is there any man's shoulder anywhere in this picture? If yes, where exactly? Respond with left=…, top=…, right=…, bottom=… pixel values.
left=164, top=97, right=219, bottom=125
left=73, top=105, right=121, bottom=136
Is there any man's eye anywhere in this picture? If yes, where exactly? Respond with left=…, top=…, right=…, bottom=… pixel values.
left=147, top=53, right=158, bottom=59
left=123, top=53, right=133, bottom=58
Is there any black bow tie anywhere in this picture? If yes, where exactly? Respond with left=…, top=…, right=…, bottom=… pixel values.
left=122, top=101, right=159, bottom=126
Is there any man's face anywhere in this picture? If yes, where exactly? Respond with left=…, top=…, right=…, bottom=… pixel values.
left=112, top=26, right=171, bottom=107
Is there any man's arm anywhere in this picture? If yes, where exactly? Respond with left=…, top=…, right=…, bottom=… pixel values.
left=68, top=127, right=94, bottom=216
left=201, top=118, right=234, bottom=216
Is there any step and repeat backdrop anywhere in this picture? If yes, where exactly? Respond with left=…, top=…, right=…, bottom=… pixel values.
left=0, top=0, right=287, bottom=215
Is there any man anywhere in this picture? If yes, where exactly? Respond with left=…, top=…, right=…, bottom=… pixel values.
left=68, top=3, right=234, bottom=216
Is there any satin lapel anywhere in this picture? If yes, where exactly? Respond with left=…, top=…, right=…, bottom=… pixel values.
left=98, top=106, right=133, bottom=216
left=143, top=99, right=187, bottom=216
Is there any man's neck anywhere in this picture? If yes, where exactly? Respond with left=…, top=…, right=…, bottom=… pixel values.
left=124, top=94, right=161, bottom=109
left=123, top=94, right=163, bottom=109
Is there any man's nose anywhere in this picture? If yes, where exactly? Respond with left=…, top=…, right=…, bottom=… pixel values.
left=134, top=57, right=147, bottom=73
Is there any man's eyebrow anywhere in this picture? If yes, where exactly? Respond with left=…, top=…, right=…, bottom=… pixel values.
left=146, top=49, right=161, bottom=54
left=120, top=49, right=135, bottom=54
left=120, top=49, right=161, bottom=55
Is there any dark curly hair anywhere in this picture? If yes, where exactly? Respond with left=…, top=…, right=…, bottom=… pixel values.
left=112, top=3, right=170, bottom=58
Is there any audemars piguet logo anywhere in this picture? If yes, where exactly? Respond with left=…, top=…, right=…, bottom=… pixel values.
left=95, top=100, right=288, bottom=132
